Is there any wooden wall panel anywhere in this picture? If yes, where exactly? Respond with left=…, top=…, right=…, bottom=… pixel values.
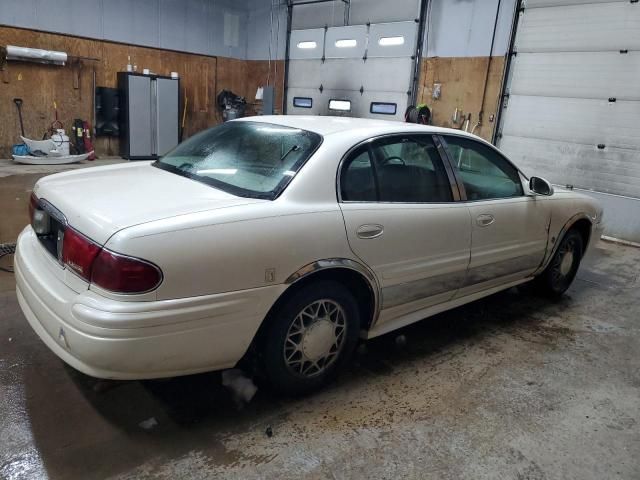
left=417, top=56, right=506, bottom=141
left=215, top=56, right=247, bottom=122
left=1, top=26, right=280, bottom=158
left=245, top=60, right=285, bottom=115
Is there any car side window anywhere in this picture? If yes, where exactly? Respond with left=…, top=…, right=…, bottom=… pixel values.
left=370, top=136, right=453, bottom=203
left=443, top=135, right=524, bottom=200
left=340, top=147, right=377, bottom=201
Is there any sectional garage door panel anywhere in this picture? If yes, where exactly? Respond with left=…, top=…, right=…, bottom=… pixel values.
left=501, top=96, right=640, bottom=150
left=509, top=52, right=640, bottom=100
left=525, top=0, right=623, bottom=7
left=319, top=58, right=414, bottom=92
left=367, top=21, right=418, bottom=58
left=498, top=0, right=640, bottom=241
left=287, top=21, right=416, bottom=121
left=287, top=87, right=407, bottom=121
left=500, top=136, right=640, bottom=198
left=287, top=60, right=324, bottom=89
left=288, top=88, right=324, bottom=115
left=325, top=25, right=368, bottom=59
left=289, top=29, right=325, bottom=60
left=515, top=2, right=640, bottom=53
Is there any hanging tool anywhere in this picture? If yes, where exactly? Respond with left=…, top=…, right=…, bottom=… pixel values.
left=180, top=91, right=188, bottom=142
left=13, top=98, right=25, bottom=136
left=47, top=101, right=64, bottom=138
left=11, top=98, right=29, bottom=156
left=52, top=101, right=63, bottom=129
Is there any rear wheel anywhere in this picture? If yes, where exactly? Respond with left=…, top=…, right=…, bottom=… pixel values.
left=261, top=281, right=360, bottom=396
left=535, top=229, right=583, bottom=297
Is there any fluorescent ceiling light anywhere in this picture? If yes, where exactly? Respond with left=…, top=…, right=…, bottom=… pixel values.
left=378, top=36, right=405, bottom=46
left=335, top=39, right=357, bottom=48
left=297, top=41, right=317, bottom=49
left=329, top=100, right=351, bottom=111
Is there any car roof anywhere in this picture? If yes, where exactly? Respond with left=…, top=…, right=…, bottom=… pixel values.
left=233, top=115, right=482, bottom=139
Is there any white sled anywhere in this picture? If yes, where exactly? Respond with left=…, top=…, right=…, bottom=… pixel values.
left=12, top=151, right=94, bottom=165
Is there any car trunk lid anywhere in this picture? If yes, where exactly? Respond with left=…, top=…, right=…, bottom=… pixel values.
left=33, top=161, right=265, bottom=246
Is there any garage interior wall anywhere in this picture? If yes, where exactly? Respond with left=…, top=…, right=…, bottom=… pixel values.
left=0, top=0, right=289, bottom=158
left=417, top=0, right=516, bottom=141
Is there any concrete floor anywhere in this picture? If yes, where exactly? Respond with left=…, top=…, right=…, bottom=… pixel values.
left=1, top=238, right=639, bottom=479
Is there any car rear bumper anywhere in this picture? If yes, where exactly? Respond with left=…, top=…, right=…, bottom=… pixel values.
left=15, top=227, right=286, bottom=380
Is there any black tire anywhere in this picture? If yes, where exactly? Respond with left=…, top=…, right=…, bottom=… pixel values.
left=261, top=281, right=361, bottom=396
left=535, top=229, right=583, bottom=298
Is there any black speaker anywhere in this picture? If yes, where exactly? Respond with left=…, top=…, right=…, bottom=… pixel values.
left=95, top=87, right=120, bottom=137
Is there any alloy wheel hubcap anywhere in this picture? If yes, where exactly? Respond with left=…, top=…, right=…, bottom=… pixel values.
left=560, top=250, right=574, bottom=276
left=551, top=238, right=576, bottom=286
left=284, top=299, right=346, bottom=378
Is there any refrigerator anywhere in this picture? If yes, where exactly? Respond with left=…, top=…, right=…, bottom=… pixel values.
left=118, top=72, right=179, bottom=160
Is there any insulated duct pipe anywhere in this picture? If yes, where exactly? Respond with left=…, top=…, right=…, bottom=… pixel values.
left=5, top=45, right=67, bottom=65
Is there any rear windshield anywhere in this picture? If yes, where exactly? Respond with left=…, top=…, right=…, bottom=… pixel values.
left=154, top=121, right=322, bottom=200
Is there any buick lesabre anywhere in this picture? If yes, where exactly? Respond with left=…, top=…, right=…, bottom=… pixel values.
left=15, top=116, right=603, bottom=394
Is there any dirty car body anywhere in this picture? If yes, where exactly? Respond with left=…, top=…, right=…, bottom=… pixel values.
left=15, top=116, right=604, bottom=393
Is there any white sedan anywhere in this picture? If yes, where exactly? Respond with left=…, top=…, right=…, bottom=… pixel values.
left=16, top=116, right=603, bottom=394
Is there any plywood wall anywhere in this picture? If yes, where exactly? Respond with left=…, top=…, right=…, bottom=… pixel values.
left=417, top=56, right=506, bottom=141
left=245, top=60, right=285, bottom=115
left=0, top=27, right=281, bottom=158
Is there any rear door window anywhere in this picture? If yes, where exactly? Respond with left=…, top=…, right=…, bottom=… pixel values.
left=370, top=136, right=453, bottom=203
left=339, top=135, right=453, bottom=203
left=340, top=147, right=377, bottom=201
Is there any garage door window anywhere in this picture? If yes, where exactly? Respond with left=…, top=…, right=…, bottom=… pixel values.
left=443, top=136, right=523, bottom=200
left=293, top=97, right=313, bottom=108
left=370, top=102, right=397, bottom=115
left=340, top=136, right=453, bottom=203
left=297, top=41, right=317, bottom=49
left=329, top=99, right=351, bottom=111
left=378, top=36, right=405, bottom=46
left=335, top=39, right=357, bottom=48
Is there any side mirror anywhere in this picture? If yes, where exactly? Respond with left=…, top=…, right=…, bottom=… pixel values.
left=529, top=176, right=554, bottom=196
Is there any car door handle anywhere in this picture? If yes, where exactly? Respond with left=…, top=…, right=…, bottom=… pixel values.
left=356, top=224, right=384, bottom=239
left=476, top=214, right=495, bottom=227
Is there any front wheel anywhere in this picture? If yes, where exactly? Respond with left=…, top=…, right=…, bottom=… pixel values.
left=535, top=229, right=583, bottom=297
left=261, top=281, right=361, bottom=396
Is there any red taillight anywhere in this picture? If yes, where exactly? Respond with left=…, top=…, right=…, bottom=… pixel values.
left=91, top=250, right=162, bottom=294
left=60, top=224, right=162, bottom=293
left=29, top=193, right=38, bottom=220
left=62, top=228, right=101, bottom=281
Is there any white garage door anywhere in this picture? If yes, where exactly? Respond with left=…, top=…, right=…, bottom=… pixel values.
left=286, top=21, right=418, bottom=122
left=497, top=0, right=640, bottom=242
